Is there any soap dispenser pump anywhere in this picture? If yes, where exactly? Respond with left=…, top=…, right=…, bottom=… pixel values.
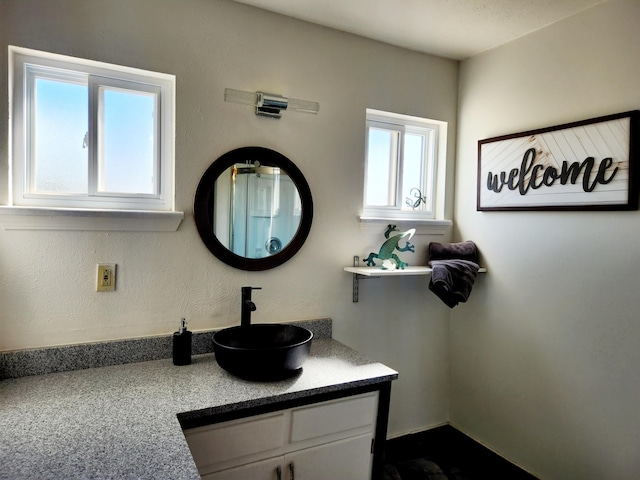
left=173, top=318, right=192, bottom=366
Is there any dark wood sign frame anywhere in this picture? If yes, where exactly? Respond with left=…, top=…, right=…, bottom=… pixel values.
left=477, top=111, right=639, bottom=211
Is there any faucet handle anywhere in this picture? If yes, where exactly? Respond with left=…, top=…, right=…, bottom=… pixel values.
left=241, top=287, right=261, bottom=328
left=241, top=286, right=262, bottom=300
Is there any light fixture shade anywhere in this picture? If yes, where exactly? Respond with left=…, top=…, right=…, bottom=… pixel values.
left=224, top=88, right=319, bottom=118
left=224, top=88, right=257, bottom=106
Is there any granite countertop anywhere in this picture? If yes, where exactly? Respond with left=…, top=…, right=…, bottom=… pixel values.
left=0, top=338, right=398, bottom=480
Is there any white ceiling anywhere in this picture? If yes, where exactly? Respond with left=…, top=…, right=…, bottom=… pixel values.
left=232, top=0, right=609, bottom=60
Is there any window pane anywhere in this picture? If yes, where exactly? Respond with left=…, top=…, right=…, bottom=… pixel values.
left=99, top=87, right=156, bottom=194
left=365, top=127, right=398, bottom=206
left=402, top=133, right=426, bottom=211
left=33, top=78, right=88, bottom=194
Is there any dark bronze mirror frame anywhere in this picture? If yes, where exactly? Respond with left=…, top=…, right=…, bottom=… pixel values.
left=194, top=146, right=313, bottom=271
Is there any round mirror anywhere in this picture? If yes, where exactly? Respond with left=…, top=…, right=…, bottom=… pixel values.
left=194, top=147, right=313, bottom=271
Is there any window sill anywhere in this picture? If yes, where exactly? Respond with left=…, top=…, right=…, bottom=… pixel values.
left=0, top=206, right=184, bottom=232
left=358, top=215, right=452, bottom=235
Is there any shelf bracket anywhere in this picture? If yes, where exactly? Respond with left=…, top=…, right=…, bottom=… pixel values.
left=351, top=255, right=380, bottom=302
left=352, top=256, right=359, bottom=303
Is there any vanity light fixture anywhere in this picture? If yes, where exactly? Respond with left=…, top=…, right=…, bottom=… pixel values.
left=224, top=88, right=319, bottom=119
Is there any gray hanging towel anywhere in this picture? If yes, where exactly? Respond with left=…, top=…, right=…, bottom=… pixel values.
left=427, top=241, right=480, bottom=308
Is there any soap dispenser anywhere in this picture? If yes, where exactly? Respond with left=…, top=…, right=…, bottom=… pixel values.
left=173, top=318, right=192, bottom=366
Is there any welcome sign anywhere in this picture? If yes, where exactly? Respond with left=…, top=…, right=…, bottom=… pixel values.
left=477, top=111, right=639, bottom=211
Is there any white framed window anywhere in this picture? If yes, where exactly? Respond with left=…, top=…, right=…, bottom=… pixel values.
left=8, top=46, right=176, bottom=213
left=363, top=109, right=446, bottom=221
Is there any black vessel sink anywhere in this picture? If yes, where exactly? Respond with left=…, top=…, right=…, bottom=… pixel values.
left=213, top=324, right=313, bottom=380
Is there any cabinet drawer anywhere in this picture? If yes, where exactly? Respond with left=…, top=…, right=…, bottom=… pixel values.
left=184, top=412, right=285, bottom=468
left=290, top=392, right=378, bottom=443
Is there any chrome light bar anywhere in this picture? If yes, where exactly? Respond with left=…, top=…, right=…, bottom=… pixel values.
left=224, top=88, right=319, bottom=119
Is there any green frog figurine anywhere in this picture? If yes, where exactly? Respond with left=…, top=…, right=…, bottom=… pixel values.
left=364, top=224, right=416, bottom=270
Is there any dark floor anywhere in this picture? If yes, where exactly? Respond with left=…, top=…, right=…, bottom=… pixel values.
left=383, top=425, right=539, bottom=480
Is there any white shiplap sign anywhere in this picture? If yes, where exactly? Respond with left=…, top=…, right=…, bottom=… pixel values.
left=477, top=111, right=638, bottom=210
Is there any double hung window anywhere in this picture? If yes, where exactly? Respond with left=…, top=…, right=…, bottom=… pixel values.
left=9, top=46, right=175, bottom=212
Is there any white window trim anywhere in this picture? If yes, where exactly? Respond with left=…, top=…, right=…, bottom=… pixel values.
left=361, top=109, right=449, bottom=234
left=5, top=46, right=182, bottom=231
left=357, top=216, right=452, bottom=236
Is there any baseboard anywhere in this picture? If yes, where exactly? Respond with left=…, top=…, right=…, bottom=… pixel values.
left=447, top=422, right=540, bottom=478
left=386, top=421, right=450, bottom=441
left=384, top=424, right=539, bottom=479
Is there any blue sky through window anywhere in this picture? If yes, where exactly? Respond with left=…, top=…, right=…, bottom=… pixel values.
left=366, top=127, right=396, bottom=206
left=33, top=77, right=156, bottom=196
left=34, top=78, right=88, bottom=193
left=101, top=88, right=155, bottom=194
left=402, top=133, right=425, bottom=210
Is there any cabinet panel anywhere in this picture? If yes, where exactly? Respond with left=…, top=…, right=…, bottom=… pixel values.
left=285, top=433, right=374, bottom=480
left=184, top=412, right=285, bottom=470
left=202, top=456, right=283, bottom=480
left=290, top=392, right=377, bottom=443
left=185, top=391, right=384, bottom=480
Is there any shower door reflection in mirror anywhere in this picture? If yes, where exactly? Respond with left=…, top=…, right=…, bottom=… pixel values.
left=215, top=163, right=302, bottom=259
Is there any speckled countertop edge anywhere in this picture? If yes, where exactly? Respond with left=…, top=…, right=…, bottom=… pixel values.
left=0, top=335, right=398, bottom=480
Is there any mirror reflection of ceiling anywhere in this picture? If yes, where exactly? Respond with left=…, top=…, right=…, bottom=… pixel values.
left=232, top=0, right=609, bottom=60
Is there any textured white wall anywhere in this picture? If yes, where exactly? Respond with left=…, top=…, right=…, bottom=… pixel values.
left=0, top=0, right=459, bottom=436
left=453, top=0, right=640, bottom=478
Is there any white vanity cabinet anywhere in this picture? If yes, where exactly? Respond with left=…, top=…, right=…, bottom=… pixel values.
left=184, top=392, right=379, bottom=480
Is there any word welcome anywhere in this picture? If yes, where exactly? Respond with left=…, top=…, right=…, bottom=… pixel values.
left=486, top=148, right=618, bottom=195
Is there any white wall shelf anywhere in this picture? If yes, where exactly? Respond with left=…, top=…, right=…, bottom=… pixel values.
left=345, top=266, right=487, bottom=276
left=345, top=257, right=486, bottom=302
left=346, top=266, right=433, bottom=276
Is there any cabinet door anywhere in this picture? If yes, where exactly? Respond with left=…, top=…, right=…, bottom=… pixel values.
left=284, top=433, right=373, bottom=480
left=202, top=456, right=283, bottom=480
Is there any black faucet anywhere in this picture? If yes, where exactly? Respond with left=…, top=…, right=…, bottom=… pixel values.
left=241, top=286, right=261, bottom=328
